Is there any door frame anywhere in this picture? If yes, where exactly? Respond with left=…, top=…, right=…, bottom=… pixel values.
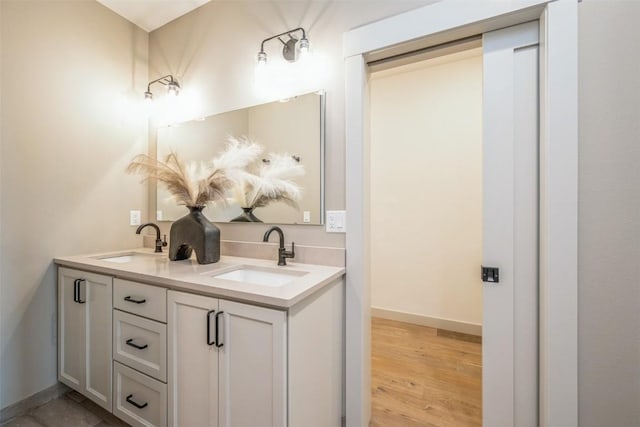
left=343, top=1, right=578, bottom=426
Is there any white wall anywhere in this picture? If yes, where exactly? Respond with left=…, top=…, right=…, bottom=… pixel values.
left=0, top=1, right=149, bottom=409
left=147, top=0, right=434, bottom=246
left=578, top=2, right=640, bottom=426
left=369, top=50, right=482, bottom=329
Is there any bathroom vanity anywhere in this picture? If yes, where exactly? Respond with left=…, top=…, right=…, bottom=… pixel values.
left=54, top=249, right=344, bottom=427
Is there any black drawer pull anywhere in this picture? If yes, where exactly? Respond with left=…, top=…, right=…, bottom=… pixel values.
left=126, top=338, right=148, bottom=350
left=215, top=311, right=224, bottom=348
left=124, top=296, right=146, bottom=304
left=206, top=309, right=216, bottom=346
left=125, top=394, right=148, bottom=409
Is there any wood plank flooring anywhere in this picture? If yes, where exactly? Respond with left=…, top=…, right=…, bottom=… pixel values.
left=370, top=317, right=482, bottom=427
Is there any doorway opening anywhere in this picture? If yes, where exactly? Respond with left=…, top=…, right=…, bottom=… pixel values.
left=344, top=3, right=578, bottom=426
left=368, top=46, right=484, bottom=426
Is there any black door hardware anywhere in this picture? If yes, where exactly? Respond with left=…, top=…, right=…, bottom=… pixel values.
left=206, top=309, right=216, bottom=346
left=125, top=394, right=148, bottom=409
left=73, top=279, right=79, bottom=303
left=74, top=279, right=86, bottom=303
left=215, top=311, right=224, bottom=348
left=124, top=296, right=146, bottom=304
left=126, top=339, right=148, bottom=350
left=481, top=266, right=500, bottom=283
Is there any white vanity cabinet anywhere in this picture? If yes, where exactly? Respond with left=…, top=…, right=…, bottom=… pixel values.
left=57, top=267, right=113, bottom=411
left=167, top=291, right=287, bottom=427
left=55, top=253, right=345, bottom=427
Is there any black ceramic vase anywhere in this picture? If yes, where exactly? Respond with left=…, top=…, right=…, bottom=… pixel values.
left=169, top=206, right=220, bottom=264
left=230, top=207, right=262, bottom=223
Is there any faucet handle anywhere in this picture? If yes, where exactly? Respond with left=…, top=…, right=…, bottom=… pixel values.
left=284, top=242, right=295, bottom=259
left=162, top=234, right=168, bottom=247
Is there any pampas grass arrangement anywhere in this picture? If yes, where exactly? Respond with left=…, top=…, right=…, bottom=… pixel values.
left=127, top=137, right=261, bottom=207
left=127, top=135, right=304, bottom=214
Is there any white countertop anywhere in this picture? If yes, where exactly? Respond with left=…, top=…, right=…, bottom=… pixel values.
left=54, top=248, right=345, bottom=309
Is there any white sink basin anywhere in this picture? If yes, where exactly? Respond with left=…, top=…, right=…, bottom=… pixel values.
left=96, top=252, right=162, bottom=263
left=211, top=266, right=307, bottom=287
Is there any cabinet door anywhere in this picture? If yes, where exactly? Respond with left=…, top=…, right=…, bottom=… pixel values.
left=58, top=268, right=85, bottom=390
left=167, top=291, right=219, bottom=427
left=57, top=268, right=112, bottom=411
left=83, top=271, right=113, bottom=411
left=218, top=300, right=287, bottom=427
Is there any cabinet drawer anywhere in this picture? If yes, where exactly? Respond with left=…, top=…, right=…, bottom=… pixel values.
left=114, top=279, right=166, bottom=322
left=114, top=310, right=167, bottom=382
left=113, top=361, right=167, bottom=427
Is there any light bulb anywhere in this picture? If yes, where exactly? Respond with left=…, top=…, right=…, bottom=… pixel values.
left=299, top=37, right=310, bottom=53
left=167, top=80, right=180, bottom=97
left=257, top=51, right=268, bottom=66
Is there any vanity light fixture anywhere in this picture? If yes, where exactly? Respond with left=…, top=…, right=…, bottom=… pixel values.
left=144, top=74, right=180, bottom=101
left=257, top=27, right=310, bottom=65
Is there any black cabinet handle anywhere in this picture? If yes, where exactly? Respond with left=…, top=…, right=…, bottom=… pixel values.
left=73, top=279, right=79, bottom=303
left=215, top=311, right=224, bottom=348
left=206, top=310, right=216, bottom=346
left=124, top=296, right=146, bottom=304
left=125, top=394, right=148, bottom=409
left=76, top=279, right=86, bottom=304
left=126, top=338, right=148, bottom=350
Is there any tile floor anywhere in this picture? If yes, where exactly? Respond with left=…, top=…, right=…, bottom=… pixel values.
left=1, top=391, right=128, bottom=427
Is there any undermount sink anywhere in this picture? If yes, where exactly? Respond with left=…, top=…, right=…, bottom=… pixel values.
left=96, top=252, right=162, bottom=263
left=210, top=266, right=308, bottom=287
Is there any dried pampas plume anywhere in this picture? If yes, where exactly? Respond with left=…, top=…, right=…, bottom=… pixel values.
left=127, top=139, right=261, bottom=207
left=239, top=152, right=305, bottom=209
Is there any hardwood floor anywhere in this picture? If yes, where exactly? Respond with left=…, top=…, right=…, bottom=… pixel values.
left=370, top=317, right=482, bottom=427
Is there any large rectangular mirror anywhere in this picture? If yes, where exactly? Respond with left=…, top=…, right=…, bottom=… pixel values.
left=156, top=92, right=325, bottom=225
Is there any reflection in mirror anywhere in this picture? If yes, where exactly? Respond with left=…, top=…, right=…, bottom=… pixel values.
left=156, top=92, right=325, bottom=225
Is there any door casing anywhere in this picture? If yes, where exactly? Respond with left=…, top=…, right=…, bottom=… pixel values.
left=343, top=1, right=578, bottom=426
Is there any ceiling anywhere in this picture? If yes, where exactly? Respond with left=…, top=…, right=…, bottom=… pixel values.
left=97, top=0, right=211, bottom=32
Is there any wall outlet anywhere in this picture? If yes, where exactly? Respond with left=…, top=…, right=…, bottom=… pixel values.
left=303, top=211, right=311, bottom=223
left=326, top=210, right=346, bottom=233
left=130, top=210, right=141, bottom=226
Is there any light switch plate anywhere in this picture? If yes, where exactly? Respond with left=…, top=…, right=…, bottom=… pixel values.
left=130, top=210, right=141, bottom=226
left=326, top=210, right=346, bottom=233
left=303, top=211, right=311, bottom=223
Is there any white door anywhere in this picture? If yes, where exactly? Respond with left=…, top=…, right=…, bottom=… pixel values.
left=218, top=300, right=287, bottom=427
left=167, top=291, right=219, bottom=427
left=482, top=21, right=539, bottom=426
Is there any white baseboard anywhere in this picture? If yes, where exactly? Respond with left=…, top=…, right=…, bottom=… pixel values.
left=371, top=307, right=482, bottom=336
left=0, top=383, right=70, bottom=423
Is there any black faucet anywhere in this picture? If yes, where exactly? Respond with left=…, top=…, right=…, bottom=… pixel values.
left=263, top=226, right=295, bottom=266
left=136, top=222, right=167, bottom=253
